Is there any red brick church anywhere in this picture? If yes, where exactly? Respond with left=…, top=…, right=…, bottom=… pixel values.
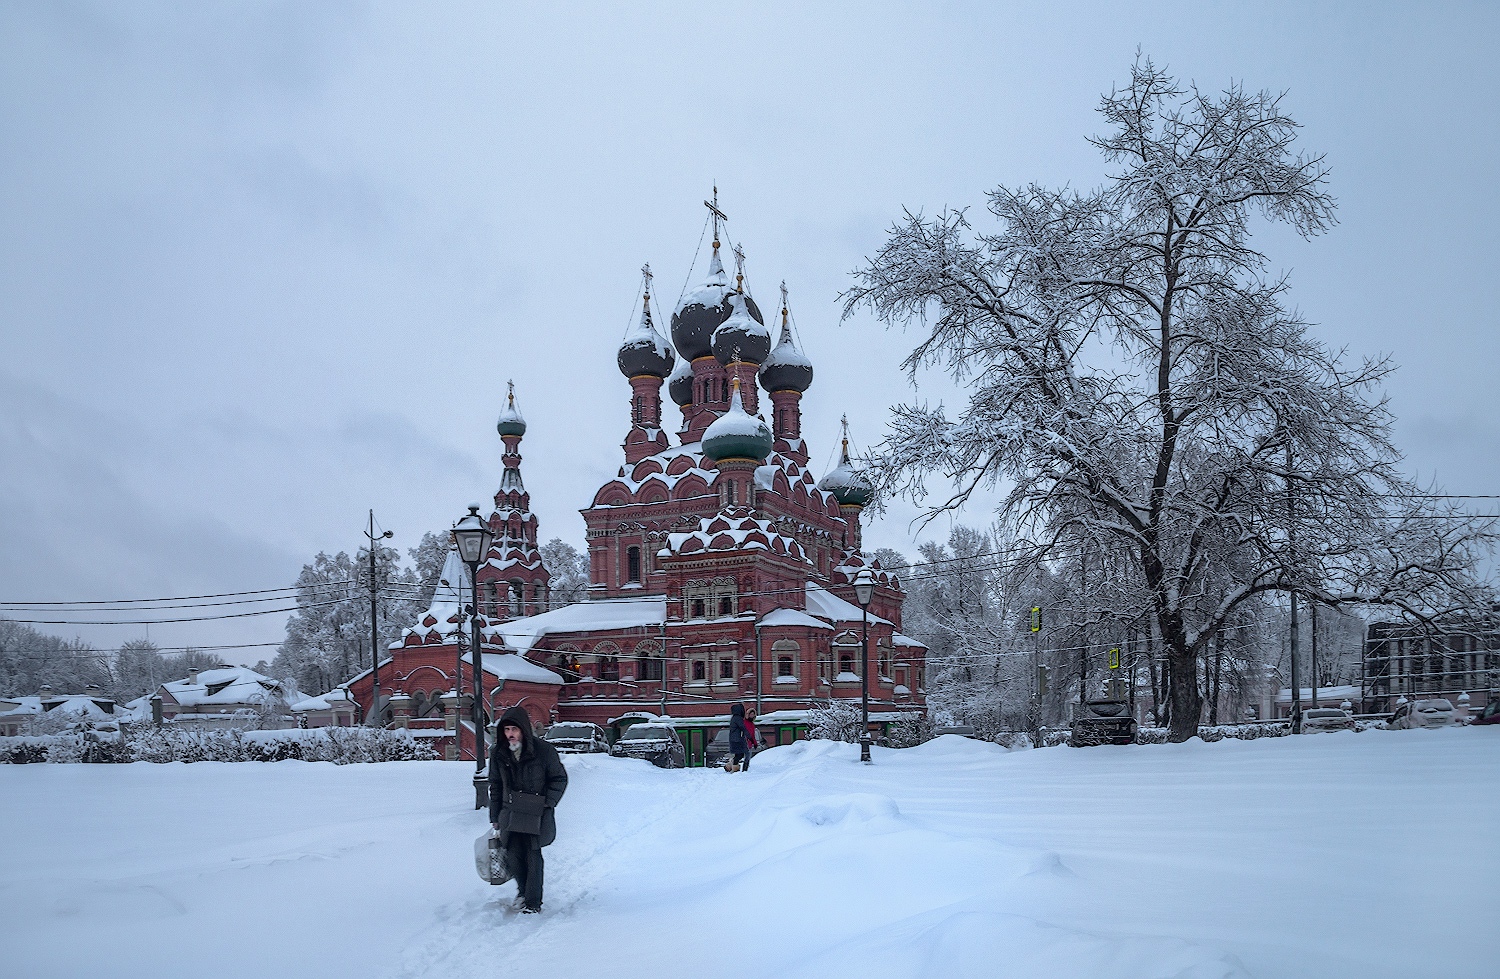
left=348, top=213, right=926, bottom=764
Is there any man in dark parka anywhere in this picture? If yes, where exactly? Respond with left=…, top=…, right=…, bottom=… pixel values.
left=489, top=705, right=568, bottom=912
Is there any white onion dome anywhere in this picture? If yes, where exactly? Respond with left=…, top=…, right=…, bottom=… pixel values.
left=759, top=318, right=814, bottom=393
left=711, top=290, right=772, bottom=366
left=702, top=377, right=773, bottom=462
left=617, top=296, right=675, bottom=379
left=667, top=353, right=694, bottom=406
left=818, top=439, right=874, bottom=507
left=496, top=389, right=527, bottom=437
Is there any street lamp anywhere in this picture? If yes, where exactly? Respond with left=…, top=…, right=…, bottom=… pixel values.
left=452, top=504, right=495, bottom=810
left=852, top=568, right=876, bottom=764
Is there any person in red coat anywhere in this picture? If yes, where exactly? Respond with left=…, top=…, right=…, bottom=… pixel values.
left=743, top=707, right=764, bottom=768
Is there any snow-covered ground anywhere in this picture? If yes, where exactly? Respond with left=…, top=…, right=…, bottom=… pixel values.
left=2, top=728, right=1496, bottom=979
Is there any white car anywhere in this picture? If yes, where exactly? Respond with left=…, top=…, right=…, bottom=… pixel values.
left=1389, top=699, right=1455, bottom=730
left=541, top=721, right=609, bottom=754
left=1300, top=708, right=1354, bottom=733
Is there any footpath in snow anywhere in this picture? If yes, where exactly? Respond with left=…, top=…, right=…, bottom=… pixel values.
left=1, top=728, right=1496, bottom=979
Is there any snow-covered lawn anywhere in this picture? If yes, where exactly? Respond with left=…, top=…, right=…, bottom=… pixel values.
left=2, top=728, right=1495, bottom=978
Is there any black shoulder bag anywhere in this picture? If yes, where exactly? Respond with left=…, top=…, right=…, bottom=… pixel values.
left=506, top=790, right=547, bottom=835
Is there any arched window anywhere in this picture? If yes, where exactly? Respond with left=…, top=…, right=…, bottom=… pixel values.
left=510, top=582, right=523, bottom=616
left=772, top=640, right=800, bottom=680
left=599, top=657, right=619, bottom=681
left=777, top=655, right=793, bottom=676
left=839, top=652, right=854, bottom=674
left=627, top=546, right=641, bottom=583
left=636, top=640, right=663, bottom=681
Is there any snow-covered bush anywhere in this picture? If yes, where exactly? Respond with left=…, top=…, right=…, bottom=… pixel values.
left=804, top=700, right=863, bottom=743
left=0, top=734, right=129, bottom=763
left=125, top=726, right=435, bottom=764
left=887, top=713, right=934, bottom=748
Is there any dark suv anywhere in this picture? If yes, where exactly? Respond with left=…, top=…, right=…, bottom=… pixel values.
left=608, top=723, right=686, bottom=768
left=1069, top=699, right=1138, bottom=746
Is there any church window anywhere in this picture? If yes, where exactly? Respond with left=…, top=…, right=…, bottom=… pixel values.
left=719, top=658, right=735, bottom=680
left=719, top=596, right=733, bottom=617
left=692, top=660, right=706, bottom=681
left=691, top=598, right=705, bottom=618
left=839, top=652, right=854, bottom=675
left=599, top=657, right=619, bottom=682
left=778, top=655, right=793, bottom=676
left=627, top=546, right=641, bottom=583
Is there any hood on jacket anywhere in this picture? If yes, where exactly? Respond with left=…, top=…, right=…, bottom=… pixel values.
left=731, top=702, right=745, bottom=718
left=499, top=705, right=536, bottom=759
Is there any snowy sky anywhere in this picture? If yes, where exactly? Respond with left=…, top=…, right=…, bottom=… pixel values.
left=3, top=1, right=1497, bottom=659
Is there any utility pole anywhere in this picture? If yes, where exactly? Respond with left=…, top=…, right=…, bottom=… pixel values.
left=1287, top=444, right=1302, bottom=734
left=1310, top=600, right=1319, bottom=710
left=363, top=510, right=393, bottom=728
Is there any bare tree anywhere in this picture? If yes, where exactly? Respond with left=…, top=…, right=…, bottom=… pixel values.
left=844, top=57, right=1496, bottom=740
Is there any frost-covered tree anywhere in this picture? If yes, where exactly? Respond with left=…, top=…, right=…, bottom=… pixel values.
left=540, top=538, right=590, bottom=608
left=113, top=638, right=167, bottom=702
left=406, top=531, right=451, bottom=609
left=273, top=544, right=421, bottom=695
left=845, top=58, right=1496, bottom=740
left=0, top=619, right=110, bottom=697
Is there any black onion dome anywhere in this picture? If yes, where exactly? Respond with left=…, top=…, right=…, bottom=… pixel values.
left=671, top=248, right=731, bottom=362
left=617, top=300, right=675, bottom=378
left=667, top=354, right=694, bottom=406
left=711, top=291, right=772, bottom=366
left=759, top=320, right=814, bottom=393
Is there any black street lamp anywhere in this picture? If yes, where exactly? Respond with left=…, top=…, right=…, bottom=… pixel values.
left=453, top=504, right=495, bottom=809
left=852, top=569, right=876, bottom=764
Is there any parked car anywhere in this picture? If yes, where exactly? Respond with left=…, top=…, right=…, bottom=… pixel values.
left=1472, top=699, right=1500, bottom=726
left=1069, top=699, right=1137, bottom=746
left=608, top=723, right=686, bottom=768
left=704, top=728, right=733, bottom=768
left=1389, top=699, right=1456, bottom=730
left=542, top=721, right=609, bottom=754
left=1300, top=708, right=1354, bottom=733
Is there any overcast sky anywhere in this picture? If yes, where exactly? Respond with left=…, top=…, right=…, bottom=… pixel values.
left=3, top=1, right=1497, bottom=661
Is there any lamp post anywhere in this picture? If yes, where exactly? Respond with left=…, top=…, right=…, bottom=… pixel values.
left=852, top=569, right=876, bottom=763
left=453, top=504, right=495, bottom=810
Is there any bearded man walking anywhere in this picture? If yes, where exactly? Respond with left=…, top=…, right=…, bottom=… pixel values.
left=489, top=706, right=568, bottom=913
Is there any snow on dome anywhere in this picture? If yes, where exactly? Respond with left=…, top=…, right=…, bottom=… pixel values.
left=496, top=386, right=527, bottom=437
left=818, top=439, right=874, bottom=508
left=667, top=351, right=694, bottom=406
left=617, top=296, right=676, bottom=379
left=702, top=378, right=772, bottom=462
left=711, top=291, right=772, bottom=366
left=759, top=314, right=814, bottom=393
left=672, top=247, right=731, bottom=362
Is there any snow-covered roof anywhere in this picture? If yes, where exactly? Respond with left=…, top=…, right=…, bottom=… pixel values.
left=161, top=667, right=285, bottom=708
left=758, top=607, right=833, bottom=630
left=659, top=507, right=812, bottom=563
left=892, top=632, right=928, bottom=650
left=1276, top=684, right=1360, bottom=703
left=677, top=248, right=729, bottom=313
left=805, top=583, right=893, bottom=626
left=290, top=688, right=354, bottom=713
left=830, top=550, right=901, bottom=590
left=460, top=651, right=564, bottom=685
left=493, top=596, right=668, bottom=655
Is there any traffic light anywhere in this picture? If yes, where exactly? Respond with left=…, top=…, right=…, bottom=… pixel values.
left=1108, top=648, right=1120, bottom=669
left=1030, top=607, right=1041, bottom=632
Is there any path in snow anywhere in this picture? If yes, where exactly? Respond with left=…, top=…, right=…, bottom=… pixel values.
left=1, top=728, right=1495, bottom=978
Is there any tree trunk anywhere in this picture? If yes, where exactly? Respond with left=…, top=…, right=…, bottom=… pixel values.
left=1210, top=629, right=1224, bottom=726
left=1162, top=612, right=1202, bottom=741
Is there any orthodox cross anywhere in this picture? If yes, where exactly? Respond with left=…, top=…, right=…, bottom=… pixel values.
left=641, top=262, right=653, bottom=316
left=780, top=280, right=789, bottom=317
left=732, top=243, right=746, bottom=290
left=704, top=185, right=727, bottom=246
left=507, top=379, right=515, bottom=407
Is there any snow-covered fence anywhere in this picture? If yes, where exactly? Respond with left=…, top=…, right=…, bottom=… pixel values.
left=1, top=726, right=435, bottom=764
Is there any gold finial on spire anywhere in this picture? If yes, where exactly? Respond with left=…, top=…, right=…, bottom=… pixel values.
left=508, top=379, right=516, bottom=407
left=780, top=280, right=789, bottom=323
left=840, top=413, right=850, bottom=456
left=705, top=185, right=727, bottom=252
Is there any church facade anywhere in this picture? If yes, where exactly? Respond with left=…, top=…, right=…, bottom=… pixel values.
left=349, top=220, right=925, bottom=764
